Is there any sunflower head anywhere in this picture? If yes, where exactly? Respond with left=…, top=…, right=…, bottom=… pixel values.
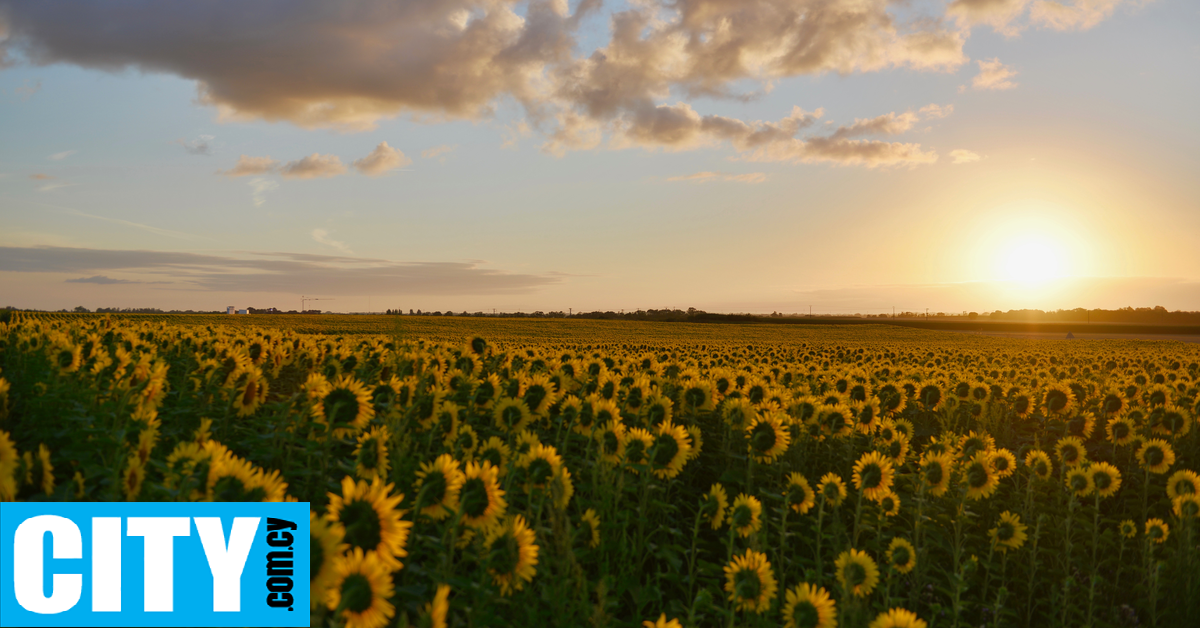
left=325, top=547, right=395, bottom=628
left=1145, top=518, right=1169, bottom=544
left=1088, top=462, right=1122, bottom=499
left=1054, top=436, right=1088, bottom=468
left=1119, top=519, right=1137, bottom=539
left=784, top=472, right=816, bottom=514
left=853, top=451, right=895, bottom=503
left=920, top=452, right=954, bottom=497
left=327, top=476, right=410, bottom=571
left=459, top=461, right=507, bottom=529
left=782, top=583, right=836, bottom=628
left=701, top=483, right=729, bottom=530
left=869, top=607, right=928, bottom=628
left=818, top=473, right=848, bottom=507
left=723, top=549, right=777, bottom=613
left=483, top=515, right=539, bottom=596
left=728, top=493, right=763, bottom=538
left=1065, top=467, right=1094, bottom=498
left=835, top=548, right=879, bottom=598
left=963, top=451, right=999, bottom=501
left=747, top=412, right=790, bottom=464
left=989, top=511, right=1028, bottom=552
left=887, top=538, right=916, bottom=574
left=1024, top=450, right=1053, bottom=481
left=1166, top=469, right=1200, bottom=500
left=1137, top=438, right=1175, bottom=474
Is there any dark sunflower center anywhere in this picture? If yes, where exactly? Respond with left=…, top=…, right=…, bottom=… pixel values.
left=1145, top=448, right=1164, bottom=466
left=887, top=441, right=902, bottom=459
left=1113, top=422, right=1130, bottom=439
left=474, top=382, right=495, bottom=406
left=822, top=483, right=840, bottom=500
left=213, top=475, right=265, bottom=502
left=920, top=386, right=941, bottom=407
left=1034, top=461, right=1049, bottom=477
left=1070, top=474, right=1089, bottom=492
left=734, top=569, right=761, bottom=600
left=602, top=431, right=620, bottom=455
left=731, top=505, right=753, bottom=529
left=1093, top=472, right=1112, bottom=491
left=787, top=484, right=808, bottom=506
left=625, top=440, right=646, bottom=465
left=824, top=412, right=847, bottom=433
left=480, top=448, right=502, bottom=468
left=460, top=478, right=489, bottom=518
left=962, top=439, right=985, bottom=459
left=626, top=388, right=643, bottom=409
left=652, top=434, right=680, bottom=467
left=57, top=350, right=74, bottom=368
left=684, top=387, right=706, bottom=408
left=1047, top=391, right=1068, bottom=413
left=968, top=463, right=988, bottom=489
left=892, top=546, right=911, bottom=566
left=324, top=389, right=360, bottom=426
left=1014, top=397, right=1030, bottom=413
left=845, top=562, right=867, bottom=587
left=500, top=405, right=524, bottom=429
left=342, top=500, right=383, bottom=551
left=527, top=458, right=553, bottom=486
left=750, top=423, right=776, bottom=453
left=997, top=522, right=1015, bottom=541
left=422, top=471, right=448, bottom=506
left=860, top=465, right=883, bottom=490
left=341, top=573, right=373, bottom=613
left=993, top=456, right=1010, bottom=472
left=357, top=439, right=379, bottom=470
left=792, top=600, right=819, bottom=628
left=1062, top=447, right=1079, bottom=463
left=924, top=462, right=944, bottom=485
left=1174, top=479, right=1196, bottom=495
left=646, top=403, right=667, bottom=426
left=488, top=534, right=520, bottom=575
left=1149, top=526, right=1163, bottom=540
left=524, top=385, right=547, bottom=412
left=1103, top=396, right=1122, bottom=414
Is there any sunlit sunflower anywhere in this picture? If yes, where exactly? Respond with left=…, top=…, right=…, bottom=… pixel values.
left=818, top=404, right=854, bottom=439
left=1043, top=382, right=1074, bottom=416
left=594, top=420, right=627, bottom=465
left=423, top=584, right=450, bottom=628
left=310, top=511, right=347, bottom=609
left=989, top=511, right=1028, bottom=552
left=724, top=549, right=777, bottom=613
left=483, top=515, right=539, bottom=595
left=877, top=491, right=901, bottom=517
left=580, top=508, right=601, bottom=548
left=853, top=451, right=895, bottom=503
left=1054, top=436, right=1088, bottom=468
left=1145, top=518, right=1169, bottom=544
left=835, top=548, right=879, bottom=598
left=747, top=411, right=790, bottom=464
left=122, top=455, right=145, bottom=501
left=325, top=547, right=395, bottom=628
left=1065, top=467, right=1094, bottom=499
left=782, top=583, right=837, bottom=628
left=1119, top=519, right=1137, bottom=539
left=414, top=454, right=465, bottom=521
left=1098, top=389, right=1129, bottom=418
left=642, top=614, right=682, bottom=628
left=818, top=473, right=848, bottom=507
left=723, top=397, right=757, bottom=432
left=313, top=375, right=375, bottom=439
left=957, top=431, right=996, bottom=461
left=624, top=427, right=654, bottom=471
left=962, top=451, right=999, bottom=501
left=353, top=426, right=391, bottom=482
left=1165, top=469, right=1200, bottom=500
left=327, top=476, right=411, bottom=571
left=518, top=372, right=559, bottom=417
left=702, top=483, right=729, bottom=530
left=680, top=380, right=717, bottom=413
left=852, top=399, right=883, bottom=435
left=869, top=608, right=927, bottom=628
left=1011, top=391, right=1034, bottom=420
left=642, top=393, right=675, bottom=427
left=474, top=437, right=511, bottom=477
left=1105, top=416, right=1137, bottom=446
left=1151, top=405, right=1191, bottom=438
left=916, top=383, right=943, bottom=411
left=231, top=367, right=269, bottom=417
left=647, top=421, right=692, bottom=479
left=1173, top=494, right=1200, bottom=520
left=493, top=397, right=533, bottom=434
left=887, top=537, right=916, bottom=573
left=1024, top=450, right=1053, bottom=481
left=1136, top=438, right=1175, bottom=474
left=989, top=449, right=1017, bottom=479
left=918, top=452, right=954, bottom=497
left=459, top=461, right=507, bottom=530
left=1143, top=383, right=1174, bottom=407
left=1088, top=462, right=1122, bottom=499
left=728, top=493, right=763, bottom=538
left=785, top=472, right=816, bottom=514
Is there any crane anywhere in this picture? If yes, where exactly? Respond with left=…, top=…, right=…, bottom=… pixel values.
left=301, top=296, right=333, bottom=313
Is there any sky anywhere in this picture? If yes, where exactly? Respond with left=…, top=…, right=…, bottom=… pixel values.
left=1, top=0, right=1198, bottom=315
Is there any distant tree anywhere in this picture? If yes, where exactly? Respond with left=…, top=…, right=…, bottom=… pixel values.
left=73, top=306, right=90, bottom=313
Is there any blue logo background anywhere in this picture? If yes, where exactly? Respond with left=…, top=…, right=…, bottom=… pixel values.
left=0, top=502, right=309, bottom=627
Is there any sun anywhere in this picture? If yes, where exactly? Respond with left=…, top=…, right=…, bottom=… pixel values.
left=997, top=235, right=1067, bottom=283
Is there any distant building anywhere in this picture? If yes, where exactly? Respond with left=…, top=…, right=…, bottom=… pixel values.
left=237, top=309, right=248, bottom=315
left=227, top=306, right=235, bottom=315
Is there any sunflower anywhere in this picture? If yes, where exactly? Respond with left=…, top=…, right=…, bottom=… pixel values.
left=782, top=583, right=837, bottom=628
left=818, top=405, right=854, bottom=439
left=624, top=427, right=654, bottom=470
left=414, top=454, right=465, bottom=520
left=1024, top=450, right=1053, bottom=481
left=853, top=399, right=883, bottom=435
left=1105, top=416, right=1137, bottom=446
left=459, top=461, right=507, bottom=529
left=580, top=508, right=601, bottom=548
left=313, top=375, right=375, bottom=439
left=957, top=431, right=996, bottom=461
left=310, top=512, right=348, bottom=609
left=327, top=476, right=411, bottom=571
left=723, top=397, right=757, bottom=432
left=917, top=383, right=943, bottom=411
left=1165, top=469, right=1200, bottom=500
left=1144, top=384, right=1174, bottom=407
left=53, top=343, right=82, bottom=373
left=918, top=452, right=954, bottom=497
left=642, top=613, right=682, bottom=628
left=989, top=449, right=1017, bottom=479
left=325, top=548, right=395, bottom=628
left=869, top=608, right=927, bottom=628
left=685, top=424, right=704, bottom=460
left=1136, top=438, right=1175, bottom=474
left=989, top=511, right=1028, bottom=552
left=447, top=424, right=479, bottom=458
left=642, top=393, right=674, bottom=427
left=728, top=493, right=763, bottom=537
left=483, top=515, right=539, bottom=595
left=493, top=397, right=533, bottom=434
left=887, top=538, right=916, bottom=573
left=122, top=455, right=145, bottom=501
left=518, top=443, right=564, bottom=493
left=835, top=549, right=879, bottom=598
left=680, top=380, right=717, bottom=413
left=747, top=411, right=790, bottom=464
left=647, top=421, right=692, bottom=480
left=232, top=367, right=269, bottom=417
left=595, top=420, right=627, bottom=465
left=514, top=430, right=541, bottom=458
left=1145, top=518, right=1169, bottom=544
left=818, top=473, right=848, bottom=507
left=962, top=451, right=999, bottom=501
left=702, top=483, right=729, bottom=530
left=1151, top=405, right=1191, bottom=438
left=475, top=437, right=511, bottom=476
left=1119, top=519, right=1137, bottom=539
left=353, top=426, right=392, bottom=482
left=424, top=584, right=450, bottom=628
left=1098, top=389, right=1128, bottom=417
left=1011, top=392, right=1034, bottom=420
left=853, top=451, right=895, bottom=503
left=1065, top=467, right=1094, bottom=498
left=785, top=472, right=816, bottom=514
left=1174, top=494, right=1200, bottom=520
left=877, top=492, right=901, bottom=517
left=923, top=434, right=957, bottom=459
left=518, top=372, right=559, bottom=416
left=1043, top=382, right=1074, bottom=416
left=1088, top=462, right=1122, bottom=499
left=1054, top=436, right=1088, bottom=468
left=724, top=549, right=777, bottom=613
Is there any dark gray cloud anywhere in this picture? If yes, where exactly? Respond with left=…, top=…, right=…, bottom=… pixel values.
left=0, top=246, right=560, bottom=296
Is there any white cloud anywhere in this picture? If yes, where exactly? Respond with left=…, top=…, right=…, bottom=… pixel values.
left=281, top=153, right=347, bottom=179
left=421, top=144, right=458, bottom=160
left=950, top=149, right=982, bottom=164
left=352, top=142, right=411, bottom=176
left=667, top=172, right=766, bottom=183
left=218, top=155, right=278, bottom=177
left=919, top=104, right=954, bottom=120
left=972, top=58, right=1019, bottom=91
left=248, top=178, right=278, bottom=207
left=48, top=150, right=77, bottom=160
left=312, top=228, right=353, bottom=255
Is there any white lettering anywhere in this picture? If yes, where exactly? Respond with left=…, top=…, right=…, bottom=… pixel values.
left=91, top=517, right=122, bottom=612
left=195, top=517, right=261, bottom=612
left=13, top=515, right=82, bottom=614
left=126, top=517, right=190, bottom=612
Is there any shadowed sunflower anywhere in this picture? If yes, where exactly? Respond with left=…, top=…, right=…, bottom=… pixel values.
left=327, top=476, right=411, bottom=571
left=624, top=427, right=654, bottom=471
left=650, top=421, right=692, bottom=479
left=1088, top=462, right=1122, bottom=498
left=728, top=493, right=763, bottom=537
left=818, top=473, right=848, bottom=507
left=231, top=367, right=269, bottom=417
left=493, top=398, right=532, bottom=434
left=325, top=548, right=395, bottom=628
left=1106, top=416, right=1136, bottom=446
left=1065, top=411, right=1096, bottom=440
left=878, top=491, right=901, bottom=517
left=701, top=483, right=729, bottom=530
left=962, top=451, right=999, bottom=501
left=1043, top=382, right=1074, bottom=416
left=924, top=434, right=957, bottom=458
left=580, top=508, right=601, bottom=548
left=1011, top=392, right=1034, bottom=419
left=1136, top=438, right=1175, bottom=474
left=782, top=583, right=836, bottom=628
left=1165, top=469, right=1200, bottom=500
left=643, top=393, right=674, bottom=427
left=835, top=548, right=879, bottom=598
left=957, top=431, right=995, bottom=461
left=1054, top=436, right=1088, bottom=468
left=723, top=397, right=757, bottom=432
left=869, top=608, right=927, bottom=628
left=1151, top=405, right=1191, bottom=438
left=313, top=375, right=375, bottom=439
left=989, top=449, right=1017, bottom=479
left=1024, top=450, right=1053, bottom=481
left=920, top=452, right=954, bottom=497
left=989, top=511, right=1028, bottom=552
left=594, top=420, right=627, bottom=465
left=1119, top=519, right=1137, bottom=539
left=353, top=426, right=391, bottom=482
left=887, top=537, right=917, bottom=573
left=642, top=613, right=682, bottom=628
left=785, top=472, right=816, bottom=514
left=818, top=404, right=854, bottom=439
left=1065, top=467, right=1094, bottom=498
left=1099, top=389, right=1128, bottom=418
left=1172, top=494, right=1200, bottom=520
left=1145, top=518, right=1169, bottom=544
left=917, top=383, right=943, bottom=412
left=680, top=380, right=717, bottom=413
left=311, top=511, right=347, bottom=609
left=122, top=456, right=145, bottom=501
left=459, top=461, right=506, bottom=529
left=853, top=451, right=894, bottom=503
left=484, top=515, right=539, bottom=595
left=724, top=549, right=777, bottom=613
left=518, top=372, right=559, bottom=417
left=519, top=443, right=563, bottom=492
left=474, top=437, right=510, bottom=477
left=414, top=454, right=465, bottom=521
left=423, top=584, right=450, bottom=628
left=747, top=411, right=790, bottom=464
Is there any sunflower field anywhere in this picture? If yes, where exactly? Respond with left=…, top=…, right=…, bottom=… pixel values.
left=1, top=311, right=1199, bottom=628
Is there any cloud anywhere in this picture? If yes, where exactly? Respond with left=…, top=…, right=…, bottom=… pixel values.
left=65, top=275, right=140, bottom=285
left=0, top=245, right=560, bottom=296
left=950, top=149, right=982, bottom=164
left=14, top=78, right=40, bottom=100
left=972, top=58, right=1018, bottom=91
left=172, top=135, right=213, bottom=155
left=48, top=150, right=77, bottom=160
left=37, top=181, right=77, bottom=192
left=280, top=153, right=347, bottom=179
left=248, top=178, right=277, bottom=207
left=1030, top=0, right=1130, bottom=32
left=218, top=155, right=278, bottom=177
left=352, top=142, right=410, bottom=176
left=312, top=228, right=352, bottom=254
left=919, top=103, right=954, bottom=119
left=667, top=172, right=767, bottom=183
left=422, top=144, right=457, bottom=160
left=56, top=206, right=203, bottom=240
left=828, top=112, right=918, bottom=140
left=29, top=173, right=54, bottom=180
left=948, top=0, right=1033, bottom=36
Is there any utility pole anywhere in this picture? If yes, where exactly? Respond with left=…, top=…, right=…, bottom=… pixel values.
left=926, top=308, right=929, bottom=320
